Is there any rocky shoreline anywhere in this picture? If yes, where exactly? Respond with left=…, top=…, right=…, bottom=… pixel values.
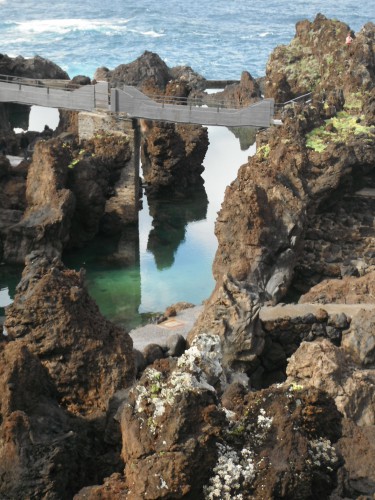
left=0, top=13, right=375, bottom=499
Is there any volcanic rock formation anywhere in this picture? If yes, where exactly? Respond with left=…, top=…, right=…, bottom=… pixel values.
left=1, top=14, right=375, bottom=499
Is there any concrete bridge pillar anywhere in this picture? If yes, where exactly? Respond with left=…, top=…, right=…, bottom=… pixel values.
left=78, top=111, right=140, bottom=226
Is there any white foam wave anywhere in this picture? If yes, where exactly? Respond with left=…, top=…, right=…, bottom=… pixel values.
left=140, top=30, right=165, bottom=38
left=259, top=32, right=273, bottom=37
left=15, top=18, right=132, bottom=35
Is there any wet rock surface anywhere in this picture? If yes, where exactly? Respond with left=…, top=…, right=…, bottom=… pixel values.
left=203, top=70, right=262, bottom=108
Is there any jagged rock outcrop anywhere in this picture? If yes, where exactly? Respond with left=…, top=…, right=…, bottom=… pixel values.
left=3, top=139, right=75, bottom=263
left=4, top=253, right=135, bottom=415
left=107, top=51, right=171, bottom=91
left=0, top=342, right=99, bottom=499
left=141, top=120, right=209, bottom=193
left=204, top=71, right=261, bottom=108
left=75, top=334, right=343, bottom=499
left=0, top=253, right=137, bottom=497
left=0, top=54, right=69, bottom=142
left=265, top=14, right=375, bottom=102
left=286, top=338, right=375, bottom=426
left=189, top=20, right=375, bottom=383
left=67, top=132, right=133, bottom=244
left=96, top=51, right=206, bottom=93
left=1, top=17, right=375, bottom=498
left=286, top=335, right=375, bottom=498
left=189, top=98, right=374, bottom=362
left=0, top=53, right=69, bottom=80
left=1, top=133, right=135, bottom=263
left=95, top=51, right=210, bottom=192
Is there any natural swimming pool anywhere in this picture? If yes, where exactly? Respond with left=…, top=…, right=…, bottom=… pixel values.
left=1, top=125, right=255, bottom=331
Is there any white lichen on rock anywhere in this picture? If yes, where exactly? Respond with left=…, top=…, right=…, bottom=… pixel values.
left=133, top=334, right=225, bottom=429
left=227, top=406, right=273, bottom=447
left=177, top=333, right=226, bottom=388
left=307, top=438, right=338, bottom=471
left=204, top=443, right=256, bottom=499
left=257, top=408, right=273, bottom=432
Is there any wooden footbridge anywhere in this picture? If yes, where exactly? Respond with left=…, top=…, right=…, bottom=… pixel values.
left=0, top=75, right=275, bottom=128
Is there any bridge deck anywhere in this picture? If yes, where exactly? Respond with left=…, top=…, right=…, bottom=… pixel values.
left=112, top=86, right=274, bottom=127
left=0, top=76, right=275, bottom=128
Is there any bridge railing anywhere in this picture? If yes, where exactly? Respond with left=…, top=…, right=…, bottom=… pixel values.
left=116, top=83, right=252, bottom=110
left=0, top=73, right=80, bottom=90
left=274, top=92, right=312, bottom=113
left=0, top=75, right=110, bottom=111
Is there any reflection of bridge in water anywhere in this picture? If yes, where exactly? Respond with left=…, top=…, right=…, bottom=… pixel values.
left=0, top=75, right=275, bottom=128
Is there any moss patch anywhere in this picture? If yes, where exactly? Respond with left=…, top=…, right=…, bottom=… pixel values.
left=257, top=144, right=270, bottom=160
left=306, top=111, right=375, bottom=152
left=280, top=41, right=321, bottom=91
left=344, top=92, right=364, bottom=111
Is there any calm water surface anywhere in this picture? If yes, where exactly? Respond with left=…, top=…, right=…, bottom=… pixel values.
left=63, top=127, right=255, bottom=329
left=0, top=109, right=254, bottom=329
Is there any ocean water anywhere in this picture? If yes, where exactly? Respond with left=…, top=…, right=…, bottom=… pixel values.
left=0, top=0, right=373, bottom=80
left=0, top=1, right=373, bottom=326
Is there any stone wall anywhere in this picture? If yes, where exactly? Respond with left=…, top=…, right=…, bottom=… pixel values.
left=78, top=111, right=140, bottom=226
left=256, top=303, right=375, bottom=388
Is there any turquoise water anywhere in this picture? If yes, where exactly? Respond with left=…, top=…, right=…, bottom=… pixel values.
left=64, top=127, right=255, bottom=329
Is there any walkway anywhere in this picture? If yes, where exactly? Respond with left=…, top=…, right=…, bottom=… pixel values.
left=259, top=302, right=375, bottom=322
left=0, top=74, right=275, bottom=128
left=129, top=305, right=203, bottom=351
left=112, top=85, right=274, bottom=127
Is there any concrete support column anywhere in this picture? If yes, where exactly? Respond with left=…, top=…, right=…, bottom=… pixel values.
left=104, top=119, right=140, bottom=226
left=78, top=111, right=141, bottom=227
